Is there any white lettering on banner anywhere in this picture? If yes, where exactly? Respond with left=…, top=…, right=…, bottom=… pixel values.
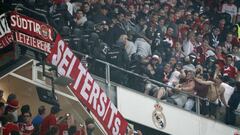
left=66, top=56, right=77, bottom=78
left=108, top=103, right=118, bottom=129
left=113, top=117, right=121, bottom=134
left=49, top=37, right=126, bottom=135
left=58, top=48, right=73, bottom=75
left=15, top=32, right=51, bottom=53
left=89, top=82, right=100, bottom=110
left=0, top=13, right=11, bottom=38
left=11, top=13, right=53, bottom=41
left=52, top=40, right=65, bottom=66
left=98, top=90, right=107, bottom=117
left=80, top=73, right=93, bottom=100
left=0, top=34, right=13, bottom=49
left=73, top=63, right=86, bottom=90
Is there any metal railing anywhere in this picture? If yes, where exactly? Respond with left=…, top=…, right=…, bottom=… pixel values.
left=72, top=50, right=240, bottom=128
left=11, top=4, right=240, bottom=128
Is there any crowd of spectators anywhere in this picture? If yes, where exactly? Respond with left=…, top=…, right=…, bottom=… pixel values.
left=0, top=90, right=98, bottom=135
left=2, top=0, right=240, bottom=127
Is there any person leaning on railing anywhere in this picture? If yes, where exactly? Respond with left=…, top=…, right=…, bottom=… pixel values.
left=175, top=70, right=196, bottom=111
left=194, top=74, right=228, bottom=119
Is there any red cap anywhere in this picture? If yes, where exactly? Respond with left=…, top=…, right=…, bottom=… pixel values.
left=7, top=99, right=19, bottom=109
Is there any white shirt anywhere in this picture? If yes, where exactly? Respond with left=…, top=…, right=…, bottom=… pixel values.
left=167, top=70, right=181, bottom=87
left=220, top=82, right=234, bottom=106
left=183, top=40, right=194, bottom=56
left=135, top=38, right=152, bottom=58
left=125, top=41, right=137, bottom=60
left=66, top=1, right=73, bottom=15
left=222, top=3, right=237, bottom=23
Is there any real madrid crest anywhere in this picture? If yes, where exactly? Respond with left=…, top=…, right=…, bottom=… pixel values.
left=152, top=103, right=166, bottom=129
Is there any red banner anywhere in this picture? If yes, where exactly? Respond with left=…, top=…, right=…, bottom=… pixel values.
left=47, top=34, right=128, bottom=135
left=10, top=12, right=54, bottom=47
left=15, top=31, right=51, bottom=53
left=0, top=13, right=13, bottom=49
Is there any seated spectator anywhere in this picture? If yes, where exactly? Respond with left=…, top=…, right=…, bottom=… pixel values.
left=155, top=63, right=172, bottom=84
left=167, top=61, right=186, bottom=88
left=74, top=10, right=87, bottom=27
left=231, top=45, right=240, bottom=61
left=145, top=55, right=162, bottom=79
left=40, top=106, right=61, bottom=135
left=135, top=37, right=152, bottom=59
left=118, top=34, right=137, bottom=60
left=145, top=82, right=166, bottom=99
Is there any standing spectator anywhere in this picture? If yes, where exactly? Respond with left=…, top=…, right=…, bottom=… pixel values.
left=4, top=94, right=19, bottom=122
left=220, top=77, right=235, bottom=107
left=197, top=75, right=228, bottom=119
left=46, top=126, right=59, bottom=135
left=223, top=55, right=237, bottom=79
left=18, top=105, right=31, bottom=123
left=19, top=112, right=34, bottom=135
left=65, top=0, right=73, bottom=15
left=163, top=26, right=175, bottom=48
left=207, top=27, right=220, bottom=48
left=40, top=106, right=60, bottom=135
left=92, top=5, right=110, bottom=24
left=194, top=73, right=210, bottom=115
left=3, top=114, right=20, bottom=135
left=221, top=0, right=238, bottom=24
left=183, top=31, right=196, bottom=56
left=0, top=90, right=5, bottom=103
left=85, top=118, right=95, bottom=135
left=172, top=41, right=185, bottom=60
left=222, top=33, right=233, bottom=54
left=225, top=81, right=240, bottom=125
left=0, top=102, right=5, bottom=123
left=32, top=106, right=46, bottom=134
left=175, top=70, right=196, bottom=111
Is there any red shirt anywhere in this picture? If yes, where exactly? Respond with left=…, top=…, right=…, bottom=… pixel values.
left=40, top=114, right=57, bottom=135
left=75, top=128, right=86, bottom=135
left=3, top=122, right=19, bottom=135
left=223, top=65, right=237, bottom=79
left=19, top=123, right=34, bottom=135
left=58, top=123, right=68, bottom=135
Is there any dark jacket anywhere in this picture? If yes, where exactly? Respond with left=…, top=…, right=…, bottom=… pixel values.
left=228, top=89, right=240, bottom=110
